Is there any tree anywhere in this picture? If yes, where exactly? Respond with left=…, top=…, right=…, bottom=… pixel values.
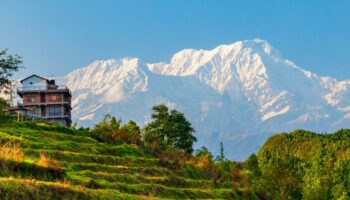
left=0, top=49, right=23, bottom=96
left=123, top=120, right=140, bottom=135
left=91, top=114, right=121, bottom=142
left=216, top=141, right=225, bottom=162
left=246, top=153, right=261, bottom=178
left=0, top=50, right=22, bottom=122
left=195, top=146, right=213, bottom=160
left=117, top=120, right=142, bottom=144
left=94, top=114, right=121, bottom=131
left=143, top=104, right=197, bottom=154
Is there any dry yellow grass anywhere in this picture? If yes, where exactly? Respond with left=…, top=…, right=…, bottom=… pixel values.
left=37, top=153, right=61, bottom=170
left=57, top=178, right=71, bottom=187
left=0, top=140, right=24, bottom=162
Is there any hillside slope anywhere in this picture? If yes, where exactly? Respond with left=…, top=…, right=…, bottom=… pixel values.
left=0, top=121, right=349, bottom=199
left=0, top=122, right=233, bottom=200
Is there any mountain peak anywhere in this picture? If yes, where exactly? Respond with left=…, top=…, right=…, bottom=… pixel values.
left=52, top=39, right=349, bottom=160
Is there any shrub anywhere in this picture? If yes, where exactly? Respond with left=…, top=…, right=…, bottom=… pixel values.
left=182, top=164, right=203, bottom=179
left=0, top=98, right=10, bottom=123
left=91, top=115, right=142, bottom=145
left=158, top=148, right=189, bottom=170
left=110, top=125, right=141, bottom=145
left=0, top=140, right=24, bottom=162
left=37, top=153, right=61, bottom=170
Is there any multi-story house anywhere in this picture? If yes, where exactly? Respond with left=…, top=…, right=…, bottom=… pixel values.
left=17, top=74, right=72, bottom=127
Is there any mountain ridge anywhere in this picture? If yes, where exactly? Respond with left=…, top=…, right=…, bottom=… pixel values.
left=33, top=39, right=350, bottom=160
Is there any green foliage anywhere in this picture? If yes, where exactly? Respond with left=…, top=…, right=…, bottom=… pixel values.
left=252, top=129, right=350, bottom=199
left=0, top=158, right=65, bottom=181
left=216, top=141, right=225, bottom=162
left=143, top=104, right=197, bottom=154
left=181, top=164, right=204, bottom=179
left=245, top=153, right=261, bottom=179
left=94, top=114, right=121, bottom=130
left=0, top=97, right=10, bottom=123
left=117, top=120, right=142, bottom=145
left=0, top=111, right=349, bottom=199
left=122, top=120, right=140, bottom=134
left=91, top=115, right=142, bottom=145
left=0, top=49, right=23, bottom=95
left=0, top=121, right=234, bottom=199
left=195, top=146, right=213, bottom=160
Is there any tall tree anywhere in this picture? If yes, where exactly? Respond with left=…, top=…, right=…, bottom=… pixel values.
left=217, top=141, right=225, bottom=162
left=0, top=49, right=23, bottom=96
left=143, top=104, right=197, bottom=154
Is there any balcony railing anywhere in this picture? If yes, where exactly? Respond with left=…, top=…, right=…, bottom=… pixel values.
left=17, top=101, right=71, bottom=107
left=17, top=85, right=71, bottom=94
left=15, top=111, right=71, bottom=119
left=45, top=114, right=71, bottom=119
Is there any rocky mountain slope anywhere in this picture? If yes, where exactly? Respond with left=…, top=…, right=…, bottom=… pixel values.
left=51, top=39, right=349, bottom=160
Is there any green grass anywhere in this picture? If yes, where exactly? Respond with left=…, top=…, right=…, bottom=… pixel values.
left=0, top=121, right=233, bottom=199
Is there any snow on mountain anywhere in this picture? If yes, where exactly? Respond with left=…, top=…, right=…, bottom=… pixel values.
left=45, top=39, right=350, bottom=160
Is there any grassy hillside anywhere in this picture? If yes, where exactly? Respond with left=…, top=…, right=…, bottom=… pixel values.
left=0, top=120, right=349, bottom=199
left=0, top=121, right=234, bottom=200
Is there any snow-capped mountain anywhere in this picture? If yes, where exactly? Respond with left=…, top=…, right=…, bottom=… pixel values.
left=53, top=39, right=349, bottom=160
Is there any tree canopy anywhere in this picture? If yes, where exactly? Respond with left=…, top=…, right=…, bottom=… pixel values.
left=0, top=49, right=23, bottom=95
left=143, top=104, right=197, bottom=154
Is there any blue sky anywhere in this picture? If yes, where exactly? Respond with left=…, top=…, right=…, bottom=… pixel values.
left=1, top=0, right=349, bottom=80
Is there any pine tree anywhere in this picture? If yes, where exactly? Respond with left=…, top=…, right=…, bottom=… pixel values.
left=218, top=141, right=225, bottom=162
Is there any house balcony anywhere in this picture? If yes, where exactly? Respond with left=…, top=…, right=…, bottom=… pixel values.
left=17, top=86, right=71, bottom=96
left=44, top=114, right=71, bottom=120
left=18, top=113, right=71, bottom=121
left=17, top=101, right=71, bottom=107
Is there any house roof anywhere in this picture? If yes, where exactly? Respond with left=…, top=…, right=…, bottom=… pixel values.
left=20, top=74, right=49, bottom=83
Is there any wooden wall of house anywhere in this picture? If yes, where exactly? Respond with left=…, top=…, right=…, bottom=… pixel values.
left=45, top=93, right=63, bottom=103
left=23, top=93, right=41, bottom=104
left=23, top=92, right=71, bottom=105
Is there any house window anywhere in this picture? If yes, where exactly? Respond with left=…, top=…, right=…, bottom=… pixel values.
left=48, top=107, right=61, bottom=116
left=49, top=95, right=59, bottom=102
left=28, top=95, right=37, bottom=103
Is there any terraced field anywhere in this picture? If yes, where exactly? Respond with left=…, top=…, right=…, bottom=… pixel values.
left=0, top=122, right=233, bottom=199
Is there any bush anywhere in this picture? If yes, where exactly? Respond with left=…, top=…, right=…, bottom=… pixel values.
left=0, top=98, right=10, bottom=123
left=91, top=115, right=142, bottom=145
left=181, top=165, right=204, bottom=180
left=38, top=153, right=61, bottom=170
left=0, top=140, right=24, bottom=162
left=158, top=148, right=189, bottom=170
